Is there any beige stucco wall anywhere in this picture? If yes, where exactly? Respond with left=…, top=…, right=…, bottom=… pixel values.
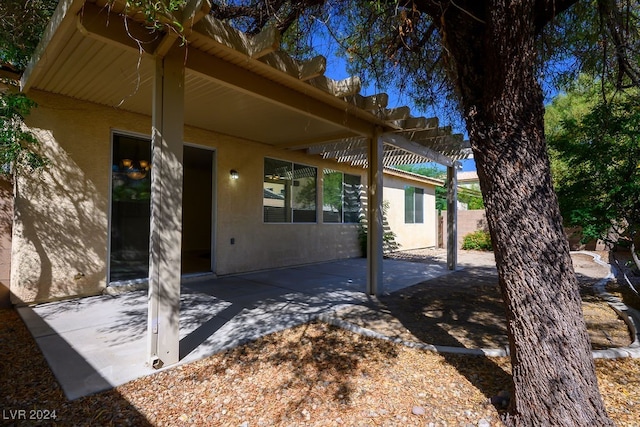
left=11, top=90, right=149, bottom=304
left=383, top=174, right=438, bottom=251
left=441, top=209, right=488, bottom=250
left=204, top=128, right=364, bottom=275
left=0, top=176, right=13, bottom=307
left=11, top=90, right=367, bottom=303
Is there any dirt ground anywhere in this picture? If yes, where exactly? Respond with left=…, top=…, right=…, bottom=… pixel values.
left=334, top=249, right=633, bottom=351
left=2, top=249, right=639, bottom=426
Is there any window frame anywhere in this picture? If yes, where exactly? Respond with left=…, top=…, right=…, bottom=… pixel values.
left=263, top=157, right=318, bottom=224
left=404, top=185, right=425, bottom=224
left=322, top=169, right=362, bottom=224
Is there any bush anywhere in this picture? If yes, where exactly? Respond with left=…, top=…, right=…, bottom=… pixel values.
left=462, top=230, right=493, bottom=251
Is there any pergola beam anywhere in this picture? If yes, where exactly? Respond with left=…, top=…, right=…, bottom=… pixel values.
left=279, top=132, right=360, bottom=150
left=309, top=75, right=362, bottom=98
left=389, top=116, right=439, bottom=131
left=344, top=93, right=389, bottom=111
left=381, top=133, right=455, bottom=167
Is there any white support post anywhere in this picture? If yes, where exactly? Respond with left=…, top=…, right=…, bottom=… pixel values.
left=367, top=129, right=384, bottom=295
left=446, top=163, right=458, bottom=270
left=148, top=47, right=185, bottom=368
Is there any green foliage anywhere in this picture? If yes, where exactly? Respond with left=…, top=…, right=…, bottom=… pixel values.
left=294, top=175, right=317, bottom=208
left=546, top=83, right=640, bottom=247
left=458, top=186, right=484, bottom=210
left=435, top=186, right=447, bottom=212
left=539, top=1, right=640, bottom=93
left=323, top=1, right=458, bottom=121
left=462, top=230, right=493, bottom=251
left=322, top=171, right=343, bottom=212
left=0, top=0, right=57, bottom=69
left=116, top=0, right=187, bottom=34
left=0, top=89, right=47, bottom=173
left=394, top=163, right=445, bottom=179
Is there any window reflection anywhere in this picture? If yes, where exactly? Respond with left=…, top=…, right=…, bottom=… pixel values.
left=323, top=169, right=362, bottom=223
left=263, top=158, right=317, bottom=223
left=109, top=134, right=151, bottom=282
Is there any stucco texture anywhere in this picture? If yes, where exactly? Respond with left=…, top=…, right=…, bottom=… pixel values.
left=11, top=91, right=370, bottom=303
left=10, top=91, right=150, bottom=304
left=383, top=174, right=438, bottom=251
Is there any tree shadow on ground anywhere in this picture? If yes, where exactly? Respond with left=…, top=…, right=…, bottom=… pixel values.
left=379, top=267, right=514, bottom=408
left=382, top=267, right=509, bottom=348
left=0, top=308, right=152, bottom=426
left=188, top=320, right=400, bottom=424
left=366, top=253, right=632, bottom=410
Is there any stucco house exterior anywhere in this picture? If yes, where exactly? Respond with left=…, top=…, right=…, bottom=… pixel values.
left=457, top=171, right=480, bottom=189
left=5, top=0, right=470, bottom=367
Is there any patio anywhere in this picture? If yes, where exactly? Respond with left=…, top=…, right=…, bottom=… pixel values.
left=17, top=256, right=453, bottom=400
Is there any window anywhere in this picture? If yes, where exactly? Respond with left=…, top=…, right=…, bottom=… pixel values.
left=404, top=186, right=424, bottom=224
left=263, top=158, right=317, bottom=223
left=322, top=170, right=362, bottom=223
left=109, top=134, right=152, bottom=282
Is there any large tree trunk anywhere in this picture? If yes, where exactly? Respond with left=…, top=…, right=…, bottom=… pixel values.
left=429, top=1, right=614, bottom=425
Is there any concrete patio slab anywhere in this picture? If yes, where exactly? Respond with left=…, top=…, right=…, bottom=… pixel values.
left=18, top=257, right=455, bottom=401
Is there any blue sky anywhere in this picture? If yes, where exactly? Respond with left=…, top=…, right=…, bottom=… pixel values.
left=315, top=30, right=477, bottom=173
left=308, top=15, right=570, bottom=175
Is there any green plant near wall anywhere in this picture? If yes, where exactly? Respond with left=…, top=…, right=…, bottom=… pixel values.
left=108, top=0, right=188, bottom=35
left=358, top=200, right=400, bottom=256
left=462, top=230, right=493, bottom=251
left=0, top=88, right=47, bottom=174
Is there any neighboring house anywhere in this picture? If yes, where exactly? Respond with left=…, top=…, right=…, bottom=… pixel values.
left=383, top=167, right=442, bottom=250
left=454, top=170, right=482, bottom=211
left=6, top=0, right=470, bottom=366
left=457, top=171, right=480, bottom=189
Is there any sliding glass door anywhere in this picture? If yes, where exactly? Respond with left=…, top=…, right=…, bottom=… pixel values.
left=109, top=134, right=152, bottom=282
left=109, top=135, right=215, bottom=284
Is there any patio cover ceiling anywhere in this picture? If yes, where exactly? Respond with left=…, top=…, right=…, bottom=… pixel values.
left=21, top=0, right=471, bottom=168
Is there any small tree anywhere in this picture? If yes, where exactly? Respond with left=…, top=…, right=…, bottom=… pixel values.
left=547, top=90, right=640, bottom=270
left=0, top=88, right=46, bottom=174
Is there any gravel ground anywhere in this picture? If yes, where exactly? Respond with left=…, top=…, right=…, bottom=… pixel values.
left=338, top=250, right=633, bottom=350
left=1, top=250, right=639, bottom=426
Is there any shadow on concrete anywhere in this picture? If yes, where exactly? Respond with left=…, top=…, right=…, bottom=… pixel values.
left=2, top=308, right=151, bottom=425
left=19, top=257, right=452, bottom=400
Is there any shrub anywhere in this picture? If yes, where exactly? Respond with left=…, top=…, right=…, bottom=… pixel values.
left=462, top=230, right=493, bottom=251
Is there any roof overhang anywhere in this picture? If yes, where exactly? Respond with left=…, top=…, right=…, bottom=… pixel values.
left=21, top=0, right=471, bottom=167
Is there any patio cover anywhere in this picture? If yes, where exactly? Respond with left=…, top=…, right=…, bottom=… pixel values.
left=20, top=0, right=471, bottom=368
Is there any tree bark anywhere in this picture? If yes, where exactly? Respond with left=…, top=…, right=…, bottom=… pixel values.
left=428, top=1, right=614, bottom=425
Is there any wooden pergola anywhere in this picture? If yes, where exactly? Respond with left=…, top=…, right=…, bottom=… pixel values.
left=21, top=0, right=471, bottom=368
